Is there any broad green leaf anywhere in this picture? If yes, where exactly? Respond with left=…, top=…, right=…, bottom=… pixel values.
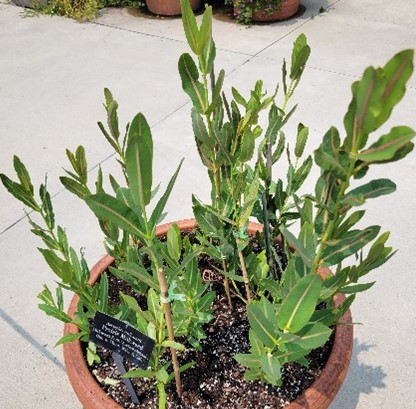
left=342, top=179, right=396, bottom=207
left=180, top=0, right=199, bottom=55
left=277, top=274, right=322, bottom=333
left=232, top=87, right=247, bottom=108
left=75, top=146, right=88, bottom=184
left=294, top=322, right=332, bottom=350
left=192, top=109, right=214, bottom=149
left=355, top=126, right=415, bottom=163
left=260, top=354, right=282, bottom=385
left=85, top=193, right=147, bottom=240
left=149, top=158, right=184, bottom=231
left=178, top=53, right=207, bottom=114
left=321, top=225, right=380, bottom=266
left=126, top=113, right=153, bottom=209
left=376, top=49, right=414, bottom=127
left=13, top=156, right=33, bottom=194
left=247, top=304, right=277, bottom=348
left=167, top=223, right=181, bottom=261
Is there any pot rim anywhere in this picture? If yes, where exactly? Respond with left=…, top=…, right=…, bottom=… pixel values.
left=63, top=218, right=353, bottom=409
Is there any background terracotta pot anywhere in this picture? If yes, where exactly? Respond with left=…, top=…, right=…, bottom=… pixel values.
left=63, top=218, right=353, bottom=409
left=234, top=0, right=300, bottom=23
left=146, top=0, right=201, bottom=16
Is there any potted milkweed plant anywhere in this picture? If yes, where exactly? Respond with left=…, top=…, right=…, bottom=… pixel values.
left=1, top=1, right=414, bottom=408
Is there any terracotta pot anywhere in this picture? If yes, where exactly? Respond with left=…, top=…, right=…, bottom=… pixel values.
left=234, top=0, right=300, bottom=23
left=146, top=0, right=201, bottom=16
left=63, top=218, right=353, bottom=409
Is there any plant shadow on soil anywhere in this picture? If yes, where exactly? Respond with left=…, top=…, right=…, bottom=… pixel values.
left=331, top=339, right=386, bottom=409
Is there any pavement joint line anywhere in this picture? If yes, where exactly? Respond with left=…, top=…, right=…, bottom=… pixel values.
left=90, top=20, right=256, bottom=58
left=0, top=307, right=66, bottom=372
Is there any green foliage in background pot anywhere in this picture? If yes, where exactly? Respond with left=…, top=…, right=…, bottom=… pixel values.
left=225, top=0, right=286, bottom=25
left=179, top=0, right=414, bottom=385
left=1, top=0, right=415, bottom=407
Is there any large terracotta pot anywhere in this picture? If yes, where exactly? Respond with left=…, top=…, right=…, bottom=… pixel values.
left=63, top=218, right=353, bottom=409
left=234, top=0, right=300, bottom=23
left=146, top=0, right=201, bottom=16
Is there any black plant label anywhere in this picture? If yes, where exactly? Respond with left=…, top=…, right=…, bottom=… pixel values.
left=90, top=312, right=155, bottom=369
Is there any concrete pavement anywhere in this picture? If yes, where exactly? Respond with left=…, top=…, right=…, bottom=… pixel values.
left=0, top=0, right=415, bottom=408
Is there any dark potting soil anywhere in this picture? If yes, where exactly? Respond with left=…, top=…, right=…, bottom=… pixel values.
left=88, top=234, right=333, bottom=408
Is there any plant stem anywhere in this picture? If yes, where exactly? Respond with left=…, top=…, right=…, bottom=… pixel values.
left=157, top=268, right=182, bottom=397
left=222, top=259, right=233, bottom=309
left=238, top=249, right=252, bottom=303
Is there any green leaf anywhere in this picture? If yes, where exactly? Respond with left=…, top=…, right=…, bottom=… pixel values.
left=239, top=128, right=256, bottom=163
left=124, top=369, right=155, bottom=379
left=277, top=274, right=322, bottom=333
left=85, top=193, right=147, bottom=240
left=295, top=123, right=308, bottom=158
left=149, top=159, right=184, bottom=231
left=341, top=282, right=375, bottom=294
left=54, top=332, right=83, bottom=347
left=294, top=322, right=332, bottom=349
left=198, top=6, right=213, bottom=58
left=60, top=177, right=90, bottom=200
left=178, top=53, right=207, bottom=114
left=290, top=34, right=311, bottom=81
left=260, top=354, right=282, bottom=385
left=247, top=304, right=277, bottom=349
left=207, top=68, right=224, bottom=115
left=280, top=225, right=313, bottom=268
left=232, top=87, right=247, bottom=108
left=234, top=353, right=262, bottom=369
left=376, top=49, right=414, bottom=127
left=167, top=223, right=181, bottom=262
left=200, top=37, right=216, bottom=76
left=180, top=0, right=200, bottom=55
left=126, top=113, right=153, bottom=209
left=321, top=226, right=381, bottom=266
left=40, top=184, right=55, bottom=229
left=314, top=127, right=349, bottom=177
left=0, top=173, right=40, bottom=211
left=355, top=126, right=415, bottom=163
left=167, top=362, right=196, bottom=382
left=38, top=304, right=72, bottom=323
left=239, top=175, right=259, bottom=226
left=99, top=272, right=109, bottom=313
left=13, top=156, right=33, bottom=194
left=38, top=248, right=70, bottom=282
left=117, top=262, right=158, bottom=290
left=334, top=210, right=365, bottom=239
left=161, top=340, right=185, bottom=351
left=342, top=179, right=396, bottom=206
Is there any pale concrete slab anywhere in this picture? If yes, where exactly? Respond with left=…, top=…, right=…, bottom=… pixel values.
left=1, top=0, right=416, bottom=408
left=259, top=4, right=416, bottom=88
